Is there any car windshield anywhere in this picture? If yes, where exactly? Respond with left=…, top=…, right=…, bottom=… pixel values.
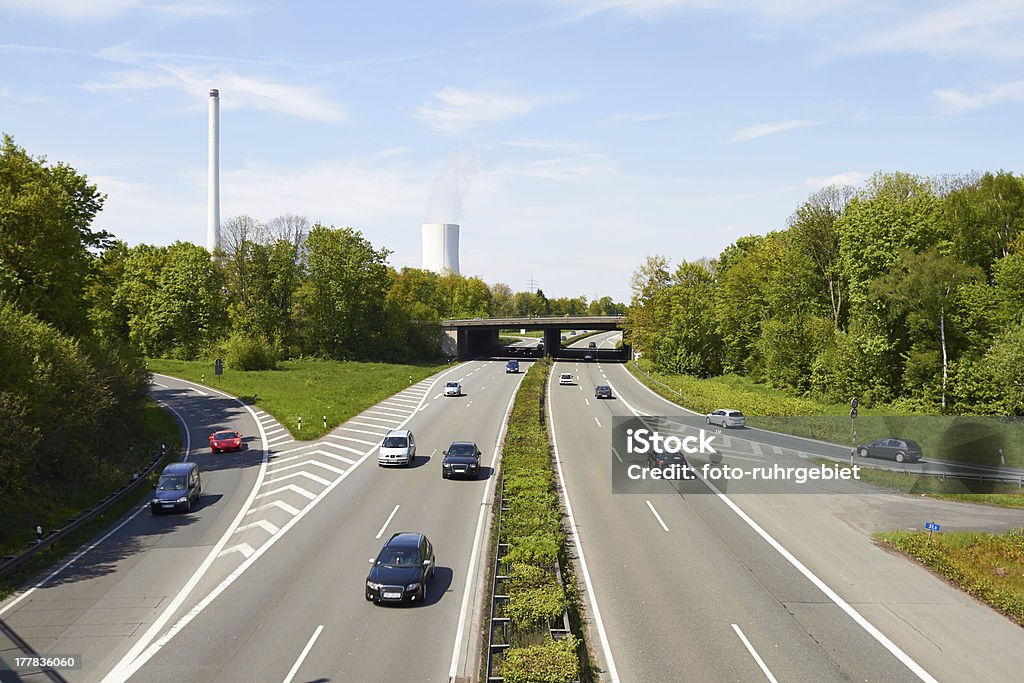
left=448, top=443, right=476, bottom=456
left=157, top=475, right=186, bottom=491
left=215, top=432, right=237, bottom=439
left=383, top=436, right=408, bottom=448
left=446, top=382, right=459, bottom=387
left=378, top=548, right=419, bottom=567
left=561, top=374, right=571, bottom=379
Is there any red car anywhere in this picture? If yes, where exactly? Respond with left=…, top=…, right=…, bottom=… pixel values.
left=209, top=430, right=243, bottom=453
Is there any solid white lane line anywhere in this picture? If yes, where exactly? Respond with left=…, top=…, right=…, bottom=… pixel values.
left=645, top=500, right=670, bottom=532
left=282, top=625, right=323, bottom=683
left=106, top=365, right=465, bottom=683
left=732, top=624, right=778, bottom=683
left=547, top=370, right=620, bottom=682
left=611, top=371, right=939, bottom=681
left=376, top=505, right=401, bottom=540
left=101, top=375, right=270, bottom=683
left=594, top=417, right=602, bottom=427
left=711, top=482, right=938, bottom=682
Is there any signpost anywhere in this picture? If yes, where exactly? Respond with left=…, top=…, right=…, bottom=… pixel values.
left=849, top=397, right=859, bottom=464
left=215, top=357, right=223, bottom=380
left=924, top=521, right=940, bottom=540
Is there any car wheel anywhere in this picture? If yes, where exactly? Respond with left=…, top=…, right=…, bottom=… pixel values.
left=185, top=499, right=192, bottom=513
left=895, top=452, right=906, bottom=463
left=858, top=448, right=868, bottom=458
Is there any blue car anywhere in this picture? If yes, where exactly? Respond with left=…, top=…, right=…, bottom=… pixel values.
left=506, top=360, right=519, bottom=373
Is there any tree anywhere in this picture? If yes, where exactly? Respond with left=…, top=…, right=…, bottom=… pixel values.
left=788, top=184, right=853, bottom=329
left=295, top=225, right=392, bottom=359
left=0, top=134, right=110, bottom=335
left=870, top=248, right=984, bottom=411
left=490, top=282, right=515, bottom=317
left=944, top=171, right=1024, bottom=274
left=657, top=260, right=722, bottom=376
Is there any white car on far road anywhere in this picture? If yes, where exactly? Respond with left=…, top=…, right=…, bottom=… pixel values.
left=559, top=373, right=574, bottom=385
left=443, top=381, right=462, bottom=397
left=706, top=409, right=746, bottom=428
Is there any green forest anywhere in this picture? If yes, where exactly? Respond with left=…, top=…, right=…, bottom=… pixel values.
left=626, top=172, right=1024, bottom=415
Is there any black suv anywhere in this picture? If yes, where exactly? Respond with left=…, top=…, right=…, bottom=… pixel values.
left=442, top=441, right=481, bottom=479
left=366, top=532, right=435, bottom=604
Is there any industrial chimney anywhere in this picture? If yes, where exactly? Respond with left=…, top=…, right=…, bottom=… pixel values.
left=421, top=223, right=460, bottom=274
left=206, top=88, right=220, bottom=252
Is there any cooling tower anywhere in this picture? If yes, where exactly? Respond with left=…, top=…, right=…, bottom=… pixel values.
left=421, top=223, right=460, bottom=274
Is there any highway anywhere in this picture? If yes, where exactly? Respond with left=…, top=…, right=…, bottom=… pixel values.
left=0, top=361, right=529, bottom=682
left=550, top=331, right=1024, bottom=681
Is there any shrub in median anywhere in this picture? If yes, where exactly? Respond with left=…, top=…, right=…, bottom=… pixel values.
left=499, top=636, right=580, bottom=683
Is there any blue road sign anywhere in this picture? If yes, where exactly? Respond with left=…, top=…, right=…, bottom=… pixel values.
left=924, top=522, right=940, bottom=532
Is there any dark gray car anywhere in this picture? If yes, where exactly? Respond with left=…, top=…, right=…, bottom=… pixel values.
left=857, top=438, right=922, bottom=463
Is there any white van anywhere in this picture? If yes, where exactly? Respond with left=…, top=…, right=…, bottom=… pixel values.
left=379, top=429, right=416, bottom=467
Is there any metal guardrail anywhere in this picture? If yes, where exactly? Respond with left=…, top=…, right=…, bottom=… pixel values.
left=0, top=447, right=170, bottom=579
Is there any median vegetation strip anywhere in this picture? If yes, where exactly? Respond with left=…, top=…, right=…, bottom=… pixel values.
left=876, top=527, right=1024, bottom=626
left=146, top=357, right=449, bottom=440
left=491, top=358, right=588, bottom=683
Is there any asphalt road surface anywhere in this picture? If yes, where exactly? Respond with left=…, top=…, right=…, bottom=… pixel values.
left=551, top=331, right=1024, bottom=682
left=1, top=361, right=528, bottom=682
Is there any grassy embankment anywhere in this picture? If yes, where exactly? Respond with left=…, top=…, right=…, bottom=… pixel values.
left=627, top=359, right=1024, bottom=506
left=0, top=400, right=179, bottom=598
left=876, top=528, right=1024, bottom=626
left=146, top=357, right=451, bottom=441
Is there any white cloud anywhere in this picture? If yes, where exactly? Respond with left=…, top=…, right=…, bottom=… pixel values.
left=804, top=171, right=867, bottom=189
left=544, top=0, right=852, bottom=24
left=729, top=119, right=818, bottom=142
left=0, top=0, right=251, bottom=20
left=843, top=0, right=1024, bottom=60
left=933, top=80, right=1024, bottom=113
left=416, top=86, right=564, bottom=134
left=83, top=66, right=348, bottom=123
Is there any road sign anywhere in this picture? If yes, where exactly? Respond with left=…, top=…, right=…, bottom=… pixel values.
left=215, top=357, right=223, bottom=376
left=851, top=397, right=859, bottom=408
left=924, top=522, right=940, bottom=532
left=850, top=407, right=858, bottom=418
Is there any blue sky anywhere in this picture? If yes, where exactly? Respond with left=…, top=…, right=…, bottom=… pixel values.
left=3, top=0, right=1024, bottom=302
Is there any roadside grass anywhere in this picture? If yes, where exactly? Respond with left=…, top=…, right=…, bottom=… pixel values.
left=0, top=400, right=179, bottom=599
left=812, top=459, right=1024, bottom=509
left=876, top=527, right=1024, bottom=626
left=627, top=360, right=1024, bottom=469
left=146, top=357, right=451, bottom=441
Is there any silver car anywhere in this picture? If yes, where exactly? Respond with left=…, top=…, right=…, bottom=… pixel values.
left=706, top=409, right=746, bottom=428
left=443, top=381, right=462, bottom=397
left=379, top=429, right=416, bottom=467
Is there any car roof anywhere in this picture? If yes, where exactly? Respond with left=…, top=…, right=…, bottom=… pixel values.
left=385, top=429, right=412, bottom=438
left=161, top=462, right=196, bottom=475
left=446, top=380, right=459, bottom=384
left=385, top=532, right=424, bottom=548
left=596, top=385, right=609, bottom=389
left=560, top=372, right=572, bottom=376
left=448, top=440, right=477, bottom=448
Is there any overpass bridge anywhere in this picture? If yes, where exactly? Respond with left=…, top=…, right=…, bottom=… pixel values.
left=440, top=316, right=629, bottom=361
